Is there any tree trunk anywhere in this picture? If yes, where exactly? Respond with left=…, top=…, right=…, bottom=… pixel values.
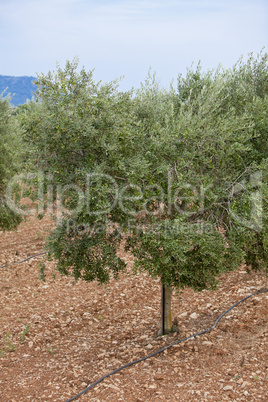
left=159, top=284, right=173, bottom=335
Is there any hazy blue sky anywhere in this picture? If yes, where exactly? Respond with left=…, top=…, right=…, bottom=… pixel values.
left=0, top=0, right=267, bottom=90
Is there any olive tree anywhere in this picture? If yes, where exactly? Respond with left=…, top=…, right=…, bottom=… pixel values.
left=20, top=55, right=267, bottom=335
left=0, top=95, right=23, bottom=231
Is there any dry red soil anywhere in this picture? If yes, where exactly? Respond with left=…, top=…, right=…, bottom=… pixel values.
left=0, top=214, right=267, bottom=401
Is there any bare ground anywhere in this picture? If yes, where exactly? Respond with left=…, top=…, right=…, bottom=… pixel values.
left=0, top=214, right=267, bottom=401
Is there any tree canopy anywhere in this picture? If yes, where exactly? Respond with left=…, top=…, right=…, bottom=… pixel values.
left=14, top=53, right=267, bottom=332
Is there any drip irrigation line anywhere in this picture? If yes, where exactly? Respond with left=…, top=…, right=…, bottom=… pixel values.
left=64, top=288, right=268, bottom=402
left=0, top=252, right=47, bottom=269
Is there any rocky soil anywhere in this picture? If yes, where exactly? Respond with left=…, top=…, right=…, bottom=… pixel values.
left=0, top=214, right=267, bottom=401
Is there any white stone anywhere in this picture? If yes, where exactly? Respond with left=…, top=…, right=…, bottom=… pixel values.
left=179, top=312, right=188, bottom=317
left=223, top=385, right=233, bottom=391
left=190, top=312, right=198, bottom=319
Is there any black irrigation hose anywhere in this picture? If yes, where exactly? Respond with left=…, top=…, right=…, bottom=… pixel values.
left=0, top=252, right=47, bottom=269
left=64, top=288, right=268, bottom=402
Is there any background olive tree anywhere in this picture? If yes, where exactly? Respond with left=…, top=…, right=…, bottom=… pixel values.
left=0, top=95, right=23, bottom=230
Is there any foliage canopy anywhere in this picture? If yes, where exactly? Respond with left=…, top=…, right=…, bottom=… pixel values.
left=16, top=53, right=268, bottom=292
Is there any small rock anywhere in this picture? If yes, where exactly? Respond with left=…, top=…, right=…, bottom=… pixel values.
left=28, top=341, right=33, bottom=348
left=109, top=384, right=120, bottom=391
left=139, top=335, right=148, bottom=340
left=227, top=370, right=236, bottom=377
left=81, top=382, right=88, bottom=388
left=241, top=381, right=250, bottom=389
left=203, top=341, right=213, bottom=346
left=146, top=344, right=154, bottom=350
left=179, top=312, right=188, bottom=318
left=223, top=385, right=233, bottom=391
left=190, top=312, right=198, bottom=319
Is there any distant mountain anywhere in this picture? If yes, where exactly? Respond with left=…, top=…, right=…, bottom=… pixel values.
left=0, top=75, right=37, bottom=106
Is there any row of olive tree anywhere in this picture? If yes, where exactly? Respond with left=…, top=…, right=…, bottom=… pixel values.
left=0, top=95, right=23, bottom=231
left=4, top=53, right=267, bottom=333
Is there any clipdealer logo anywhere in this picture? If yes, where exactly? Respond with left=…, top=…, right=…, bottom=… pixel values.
left=4, top=170, right=263, bottom=232
left=228, top=171, right=263, bottom=232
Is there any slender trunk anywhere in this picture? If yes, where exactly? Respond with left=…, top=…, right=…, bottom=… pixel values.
left=159, top=284, right=173, bottom=335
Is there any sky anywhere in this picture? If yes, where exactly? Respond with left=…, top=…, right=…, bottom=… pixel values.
left=0, top=0, right=267, bottom=90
